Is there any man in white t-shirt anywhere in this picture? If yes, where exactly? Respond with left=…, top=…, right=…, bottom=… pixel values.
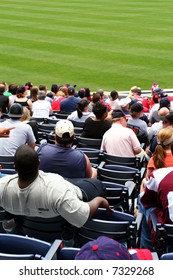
left=0, top=103, right=36, bottom=155
left=32, top=91, right=52, bottom=118
left=101, top=109, right=141, bottom=157
left=0, top=145, right=111, bottom=228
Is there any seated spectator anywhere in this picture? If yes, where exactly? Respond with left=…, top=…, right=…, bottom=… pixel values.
left=0, top=144, right=111, bottom=228
left=27, top=86, right=39, bottom=103
left=60, top=86, right=81, bottom=113
left=88, top=93, right=101, bottom=112
left=81, top=102, right=112, bottom=139
left=51, top=87, right=68, bottom=111
left=20, top=107, right=40, bottom=144
left=119, top=97, right=131, bottom=119
left=147, top=111, right=173, bottom=156
left=0, top=83, right=10, bottom=114
left=37, top=120, right=97, bottom=178
left=96, top=89, right=112, bottom=112
left=105, top=90, right=120, bottom=110
left=32, top=91, right=53, bottom=118
left=150, top=97, right=171, bottom=124
left=132, top=87, right=150, bottom=113
left=145, top=127, right=173, bottom=178
left=67, top=99, right=94, bottom=123
left=8, top=84, right=19, bottom=105
left=75, top=236, right=154, bottom=260
left=101, top=109, right=141, bottom=157
left=14, top=86, right=32, bottom=112
left=127, top=102, right=149, bottom=143
left=0, top=103, right=36, bottom=155
left=139, top=165, right=173, bottom=250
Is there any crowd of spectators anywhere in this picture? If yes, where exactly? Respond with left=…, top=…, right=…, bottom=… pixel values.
left=1, top=80, right=173, bottom=259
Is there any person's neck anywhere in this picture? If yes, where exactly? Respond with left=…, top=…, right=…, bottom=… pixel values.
left=18, top=173, right=38, bottom=189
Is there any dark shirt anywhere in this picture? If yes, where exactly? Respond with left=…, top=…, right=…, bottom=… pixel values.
left=0, top=95, right=9, bottom=113
left=81, top=117, right=112, bottom=139
left=37, top=143, right=86, bottom=178
left=60, top=96, right=81, bottom=113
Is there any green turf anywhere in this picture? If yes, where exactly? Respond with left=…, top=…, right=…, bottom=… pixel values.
left=0, top=0, right=173, bottom=92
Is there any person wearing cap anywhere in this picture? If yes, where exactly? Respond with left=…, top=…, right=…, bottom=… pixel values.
left=37, top=120, right=97, bottom=179
left=151, top=97, right=171, bottom=124
left=0, top=103, right=36, bottom=155
left=127, top=102, right=149, bottom=144
left=133, top=87, right=150, bottom=113
left=75, top=236, right=153, bottom=260
left=32, top=90, right=53, bottom=118
left=14, top=85, right=33, bottom=112
left=81, top=102, right=112, bottom=139
left=67, top=99, right=95, bottom=123
left=101, top=109, right=141, bottom=157
left=60, top=86, right=81, bottom=113
left=0, top=144, right=111, bottom=228
left=119, top=97, right=131, bottom=119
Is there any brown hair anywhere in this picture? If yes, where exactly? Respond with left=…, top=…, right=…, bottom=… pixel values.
left=153, top=126, right=173, bottom=168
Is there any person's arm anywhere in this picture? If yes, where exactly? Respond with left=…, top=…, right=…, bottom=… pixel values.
left=0, top=127, right=15, bottom=137
left=88, top=197, right=112, bottom=219
left=28, top=142, right=36, bottom=150
left=134, top=147, right=142, bottom=155
left=84, top=154, right=97, bottom=178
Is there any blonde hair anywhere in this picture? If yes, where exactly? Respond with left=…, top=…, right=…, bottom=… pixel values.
left=20, top=107, right=31, bottom=122
left=153, top=126, right=173, bottom=168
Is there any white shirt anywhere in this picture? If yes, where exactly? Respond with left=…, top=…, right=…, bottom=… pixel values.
left=0, top=119, right=36, bottom=155
left=0, top=171, right=90, bottom=228
left=101, top=123, right=141, bottom=157
left=32, top=100, right=52, bottom=118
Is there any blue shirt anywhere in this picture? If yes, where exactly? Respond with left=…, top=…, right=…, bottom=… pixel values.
left=37, top=143, right=86, bottom=178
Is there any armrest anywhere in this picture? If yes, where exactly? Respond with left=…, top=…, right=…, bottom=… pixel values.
left=43, top=239, right=63, bottom=260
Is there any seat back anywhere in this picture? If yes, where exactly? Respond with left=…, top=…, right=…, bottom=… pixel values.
left=77, top=148, right=101, bottom=166
left=155, top=223, right=173, bottom=256
left=76, top=136, right=102, bottom=150
left=15, top=216, right=66, bottom=243
left=103, top=152, right=141, bottom=169
left=37, top=123, right=55, bottom=133
left=71, top=120, right=85, bottom=128
left=97, top=162, right=140, bottom=185
left=103, top=181, right=129, bottom=212
left=77, top=208, right=137, bottom=248
left=0, top=155, right=14, bottom=169
left=52, top=111, right=69, bottom=119
left=160, top=252, right=173, bottom=260
left=58, top=247, right=80, bottom=260
left=0, top=233, right=62, bottom=260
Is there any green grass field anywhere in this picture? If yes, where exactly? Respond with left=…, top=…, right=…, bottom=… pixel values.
left=0, top=0, right=173, bottom=92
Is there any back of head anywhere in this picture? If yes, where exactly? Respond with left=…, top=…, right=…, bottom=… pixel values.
left=133, top=87, right=142, bottom=96
left=68, top=86, right=75, bottom=96
left=8, top=84, right=19, bottom=95
left=77, top=99, right=89, bottom=118
left=92, top=102, right=107, bottom=119
left=51, top=84, right=59, bottom=94
left=14, top=145, right=39, bottom=180
left=110, top=90, right=119, bottom=100
left=92, top=93, right=101, bottom=104
left=158, top=107, right=170, bottom=117
left=16, top=86, right=27, bottom=97
left=153, top=126, right=173, bottom=168
left=8, top=103, right=24, bottom=119
left=112, top=109, right=125, bottom=121
left=159, top=97, right=170, bottom=109
left=55, top=120, right=74, bottom=145
left=37, top=91, right=46, bottom=100
left=0, top=84, right=6, bottom=95
left=130, top=102, right=143, bottom=117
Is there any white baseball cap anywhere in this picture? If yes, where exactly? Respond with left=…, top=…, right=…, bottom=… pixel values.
left=119, top=97, right=131, bottom=107
left=55, top=120, right=74, bottom=138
